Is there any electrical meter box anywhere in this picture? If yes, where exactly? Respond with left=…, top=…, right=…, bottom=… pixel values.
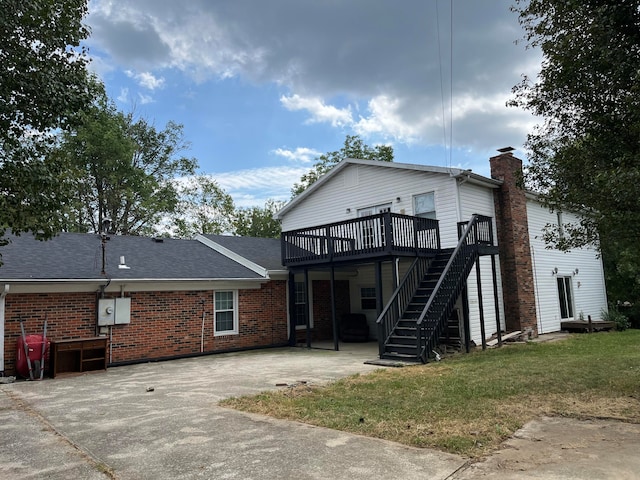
left=98, top=298, right=131, bottom=326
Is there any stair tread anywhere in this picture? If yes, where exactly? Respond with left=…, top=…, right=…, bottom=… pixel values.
left=381, top=353, right=422, bottom=362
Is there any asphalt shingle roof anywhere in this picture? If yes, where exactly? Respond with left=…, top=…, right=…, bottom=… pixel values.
left=0, top=232, right=263, bottom=280
left=203, top=235, right=284, bottom=271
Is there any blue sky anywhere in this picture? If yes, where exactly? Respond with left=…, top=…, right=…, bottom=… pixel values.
left=84, top=0, right=541, bottom=208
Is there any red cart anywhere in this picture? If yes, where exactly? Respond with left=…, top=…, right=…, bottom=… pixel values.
left=16, top=320, right=48, bottom=380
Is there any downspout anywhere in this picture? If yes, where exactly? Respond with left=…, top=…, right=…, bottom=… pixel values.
left=531, top=246, right=543, bottom=334
left=451, top=170, right=472, bottom=222
left=0, top=284, right=9, bottom=374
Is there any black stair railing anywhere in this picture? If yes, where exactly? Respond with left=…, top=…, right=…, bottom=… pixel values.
left=376, top=256, right=430, bottom=357
left=415, top=214, right=492, bottom=361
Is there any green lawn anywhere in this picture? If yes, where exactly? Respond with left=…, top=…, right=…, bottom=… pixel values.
left=221, top=330, right=640, bottom=457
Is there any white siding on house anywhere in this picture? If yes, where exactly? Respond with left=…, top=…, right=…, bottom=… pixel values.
left=282, top=164, right=508, bottom=345
left=457, top=181, right=506, bottom=342
left=346, top=258, right=416, bottom=339
left=281, top=164, right=459, bottom=236
left=527, top=199, right=608, bottom=333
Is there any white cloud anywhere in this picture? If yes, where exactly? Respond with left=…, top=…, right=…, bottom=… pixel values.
left=354, top=95, right=429, bottom=143
left=280, top=94, right=352, bottom=127
left=271, top=147, right=322, bottom=164
left=125, top=70, right=165, bottom=90
left=208, top=165, right=310, bottom=207
left=117, top=87, right=129, bottom=103
left=87, top=0, right=541, bottom=156
left=137, top=93, right=154, bottom=104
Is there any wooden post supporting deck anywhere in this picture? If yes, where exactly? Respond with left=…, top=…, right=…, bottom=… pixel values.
left=331, top=266, right=339, bottom=351
left=491, top=255, right=503, bottom=346
left=476, top=257, right=487, bottom=350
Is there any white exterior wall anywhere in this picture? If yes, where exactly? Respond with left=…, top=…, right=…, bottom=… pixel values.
left=281, top=163, right=507, bottom=344
left=527, top=199, right=608, bottom=333
left=458, top=182, right=506, bottom=342
left=281, top=164, right=459, bottom=238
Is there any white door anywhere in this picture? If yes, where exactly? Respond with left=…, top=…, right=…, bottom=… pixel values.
left=357, top=203, right=392, bottom=249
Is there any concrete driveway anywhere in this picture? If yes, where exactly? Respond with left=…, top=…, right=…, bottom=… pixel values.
left=0, top=345, right=464, bottom=479
left=2, top=344, right=639, bottom=480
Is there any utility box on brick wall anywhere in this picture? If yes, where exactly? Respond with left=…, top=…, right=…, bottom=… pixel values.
left=98, top=298, right=131, bottom=326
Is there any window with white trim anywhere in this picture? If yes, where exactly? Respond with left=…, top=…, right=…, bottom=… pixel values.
left=360, top=286, right=377, bottom=310
left=357, top=203, right=391, bottom=249
left=294, top=281, right=308, bottom=328
left=557, top=212, right=565, bottom=240
left=214, top=290, right=238, bottom=335
left=556, top=276, right=574, bottom=319
left=414, top=192, right=436, bottom=219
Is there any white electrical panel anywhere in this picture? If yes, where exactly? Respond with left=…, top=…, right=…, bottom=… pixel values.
left=97, top=298, right=131, bottom=326
left=114, top=297, right=131, bottom=324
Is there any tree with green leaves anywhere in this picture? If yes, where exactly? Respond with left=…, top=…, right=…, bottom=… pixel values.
left=0, top=0, right=94, bottom=248
left=168, top=175, right=236, bottom=238
left=291, top=135, right=394, bottom=197
left=510, top=0, right=640, bottom=303
left=233, top=200, right=284, bottom=238
left=58, top=95, right=198, bottom=235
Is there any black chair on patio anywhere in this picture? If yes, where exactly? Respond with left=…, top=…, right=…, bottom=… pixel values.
left=339, top=313, right=370, bottom=342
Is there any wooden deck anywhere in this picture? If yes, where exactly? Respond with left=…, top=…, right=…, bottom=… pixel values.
left=561, top=320, right=615, bottom=332
left=281, top=213, right=497, bottom=267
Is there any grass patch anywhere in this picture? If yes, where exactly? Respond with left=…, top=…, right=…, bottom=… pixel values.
left=221, top=331, right=640, bottom=457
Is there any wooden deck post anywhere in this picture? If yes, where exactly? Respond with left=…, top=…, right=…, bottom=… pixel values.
left=491, top=255, right=502, bottom=346
left=462, top=284, right=471, bottom=353
left=288, top=271, right=296, bottom=346
left=331, top=266, right=339, bottom=351
left=475, top=256, right=487, bottom=350
left=304, top=269, right=311, bottom=348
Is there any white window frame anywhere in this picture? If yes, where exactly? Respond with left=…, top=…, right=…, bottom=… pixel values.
left=357, top=203, right=392, bottom=249
left=360, top=286, right=377, bottom=310
left=556, top=276, right=574, bottom=320
left=557, top=211, right=565, bottom=240
left=294, top=281, right=313, bottom=330
left=413, top=192, right=436, bottom=219
left=214, top=290, right=238, bottom=336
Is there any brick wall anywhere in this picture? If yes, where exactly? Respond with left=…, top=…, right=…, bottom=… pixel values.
left=490, top=152, right=538, bottom=335
left=2, top=281, right=288, bottom=375
left=4, top=292, right=96, bottom=375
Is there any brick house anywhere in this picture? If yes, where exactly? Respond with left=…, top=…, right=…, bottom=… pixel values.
left=0, top=150, right=609, bottom=373
left=0, top=234, right=291, bottom=375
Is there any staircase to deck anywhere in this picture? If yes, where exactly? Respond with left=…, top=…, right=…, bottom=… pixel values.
left=377, top=214, right=493, bottom=363
left=382, top=249, right=454, bottom=360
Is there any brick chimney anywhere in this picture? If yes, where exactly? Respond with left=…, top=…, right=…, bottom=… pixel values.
left=490, top=149, right=538, bottom=337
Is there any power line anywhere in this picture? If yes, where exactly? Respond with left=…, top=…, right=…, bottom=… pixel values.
left=436, top=0, right=448, bottom=167
left=449, top=0, right=454, bottom=169
left=436, top=0, right=454, bottom=169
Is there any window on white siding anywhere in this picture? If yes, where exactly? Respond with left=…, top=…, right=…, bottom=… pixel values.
left=414, top=192, right=436, bottom=219
left=357, top=203, right=392, bottom=217
left=357, top=203, right=392, bottom=249
left=214, top=290, right=238, bottom=335
left=360, top=286, right=377, bottom=310
left=557, top=212, right=565, bottom=240
left=556, top=276, right=574, bottom=319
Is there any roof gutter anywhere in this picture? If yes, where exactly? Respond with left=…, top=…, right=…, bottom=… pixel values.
left=1, top=284, right=9, bottom=373
left=0, top=277, right=265, bottom=284
left=450, top=170, right=502, bottom=189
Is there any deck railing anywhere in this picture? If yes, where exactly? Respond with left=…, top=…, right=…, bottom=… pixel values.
left=281, top=213, right=440, bottom=266
left=457, top=215, right=494, bottom=246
